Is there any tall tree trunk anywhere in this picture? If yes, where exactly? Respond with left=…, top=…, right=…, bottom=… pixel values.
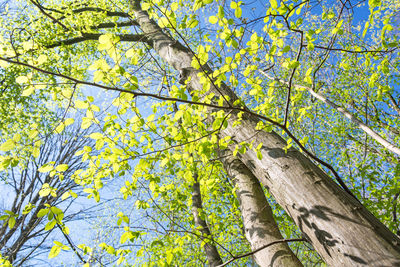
left=191, top=172, right=223, bottom=266
left=130, top=1, right=400, bottom=265
left=180, top=112, right=300, bottom=265
left=223, top=154, right=303, bottom=267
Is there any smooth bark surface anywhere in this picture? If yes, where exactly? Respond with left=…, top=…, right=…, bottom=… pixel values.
left=191, top=173, right=223, bottom=266
left=130, top=1, right=400, bottom=265
left=223, top=155, right=303, bottom=267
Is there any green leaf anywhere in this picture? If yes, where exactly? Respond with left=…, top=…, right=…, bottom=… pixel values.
left=158, top=17, right=170, bottom=28
left=257, top=150, right=263, bottom=160
left=37, top=54, right=47, bottom=65
left=49, top=245, right=61, bottom=259
left=75, top=100, right=89, bottom=109
left=61, top=191, right=70, bottom=200
left=81, top=117, right=92, bottom=129
left=55, top=164, right=68, bottom=172
left=0, top=140, right=15, bottom=152
left=209, top=16, right=218, bottom=24
left=16, top=76, right=28, bottom=84
left=45, top=219, right=57, bottom=230
left=54, top=123, right=65, bottom=134
left=22, top=203, right=35, bottom=214
left=8, top=217, right=16, bottom=229
left=166, top=251, right=173, bottom=265
left=4, top=210, right=14, bottom=216
left=38, top=165, right=53, bottom=173
left=235, top=8, right=242, bottom=18
left=187, top=18, right=199, bottom=28
left=39, top=183, right=51, bottom=197
left=21, top=86, right=35, bottom=96
left=37, top=208, right=49, bottom=217
left=51, top=206, right=63, bottom=215
left=270, top=0, right=278, bottom=9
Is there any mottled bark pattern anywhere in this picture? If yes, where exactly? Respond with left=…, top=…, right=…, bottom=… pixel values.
left=191, top=173, right=223, bottom=266
left=223, top=155, right=303, bottom=267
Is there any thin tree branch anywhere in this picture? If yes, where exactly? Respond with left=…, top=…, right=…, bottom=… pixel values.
left=29, top=0, right=68, bottom=30
left=1, top=56, right=357, bottom=200
left=216, top=238, right=306, bottom=267
left=56, top=223, right=86, bottom=264
left=260, top=71, right=400, bottom=156
left=45, top=33, right=148, bottom=49
left=388, top=93, right=400, bottom=116
left=284, top=30, right=303, bottom=127
left=90, top=20, right=138, bottom=30
left=306, top=44, right=398, bottom=54
left=32, top=4, right=130, bottom=19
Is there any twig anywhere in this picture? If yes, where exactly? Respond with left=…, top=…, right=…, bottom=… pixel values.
left=56, top=223, right=86, bottom=264
left=216, top=238, right=306, bottom=267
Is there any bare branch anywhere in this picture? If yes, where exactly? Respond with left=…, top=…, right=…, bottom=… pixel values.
left=45, top=32, right=148, bottom=49
left=216, top=238, right=306, bottom=267
left=260, top=71, right=400, bottom=157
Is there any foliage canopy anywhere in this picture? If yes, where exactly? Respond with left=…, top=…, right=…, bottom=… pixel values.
left=0, top=0, right=399, bottom=266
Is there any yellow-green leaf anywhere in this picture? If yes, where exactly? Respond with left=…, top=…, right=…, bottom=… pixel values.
left=37, top=208, right=49, bottom=218
left=39, top=183, right=52, bottom=197
left=49, top=245, right=61, bottom=259
left=21, top=86, right=35, bottom=96
left=270, top=0, right=278, bottom=9
left=89, top=133, right=103, bottom=140
left=0, top=140, right=15, bottom=152
left=235, top=8, right=242, bottom=18
left=93, top=70, right=104, bottom=83
left=8, top=217, right=15, bottom=229
left=38, top=165, right=53, bottom=173
left=81, top=117, right=92, bottom=129
left=45, top=219, right=57, bottom=230
left=64, top=118, right=75, bottom=126
left=37, top=54, right=47, bottom=65
left=55, top=164, right=68, bottom=172
left=75, top=100, right=89, bottom=109
left=61, top=191, right=70, bottom=200
left=16, top=76, right=28, bottom=84
left=158, top=17, right=170, bottom=28
left=54, top=123, right=65, bottom=134
left=166, top=251, right=173, bottom=265
left=171, top=2, right=179, bottom=11
left=209, top=16, right=218, bottom=24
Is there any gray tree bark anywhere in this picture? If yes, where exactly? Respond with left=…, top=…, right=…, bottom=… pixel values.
left=179, top=112, right=300, bottom=265
left=223, top=155, right=303, bottom=267
left=130, top=1, right=400, bottom=265
left=191, top=172, right=223, bottom=266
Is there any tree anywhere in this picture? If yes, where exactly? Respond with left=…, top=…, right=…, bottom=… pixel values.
left=0, top=125, right=98, bottom=266
left=131, top=0, right=400, bottom=264
left=0, top=0, right=399, bottom=265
